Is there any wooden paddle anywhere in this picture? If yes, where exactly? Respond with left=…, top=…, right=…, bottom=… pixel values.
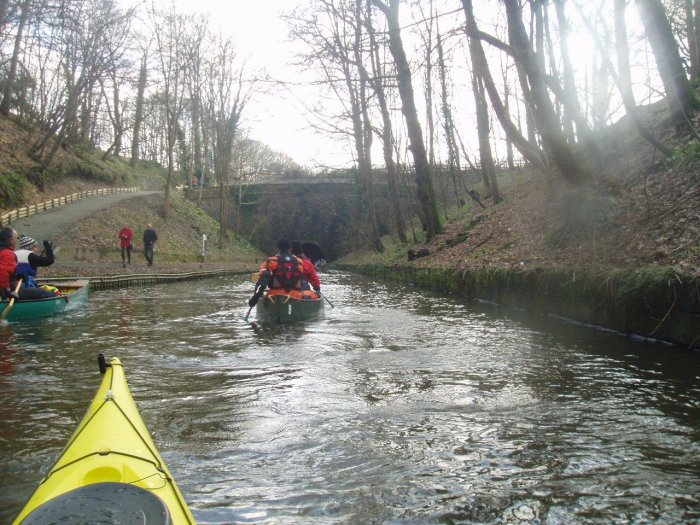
left=244, top=282, right=266, bottom=321
left=244, top=304, right=255, bottom=322
left=1, top=279, right=23, bottom=321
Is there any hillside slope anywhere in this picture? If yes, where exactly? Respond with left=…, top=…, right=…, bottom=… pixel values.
left=8, top=190, right=263, bottom=277
left=1, top=100, right=698, bottom=280
left=339, top=100, right=700, bottom=278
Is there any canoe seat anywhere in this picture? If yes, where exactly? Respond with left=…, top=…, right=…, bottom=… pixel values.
left=20, top=482, right=171, bottom=525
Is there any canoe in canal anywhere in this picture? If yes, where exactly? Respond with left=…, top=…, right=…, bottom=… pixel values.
left=1, top=279, right=89, bottom=322
left=255, top=289, right=324, bottom=323
left=11, top=355, right=197, bottom=525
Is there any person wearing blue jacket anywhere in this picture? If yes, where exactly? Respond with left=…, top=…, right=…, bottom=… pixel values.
left=15, top=234, right=56, bottom=299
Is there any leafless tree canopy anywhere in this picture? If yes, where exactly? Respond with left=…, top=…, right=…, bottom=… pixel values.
left=0, top=0, right=696, bottom=242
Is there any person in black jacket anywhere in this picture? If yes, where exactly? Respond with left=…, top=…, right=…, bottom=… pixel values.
left=143, top=224, right=158, bottom=266
left=15, top=234, right=56, bottom=299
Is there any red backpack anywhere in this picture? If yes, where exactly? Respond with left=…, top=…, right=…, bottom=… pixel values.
left=272, top=253, right=303, bottom=289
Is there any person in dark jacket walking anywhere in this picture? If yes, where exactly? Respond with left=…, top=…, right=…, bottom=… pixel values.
left=143, top=224, right=158, bottom=266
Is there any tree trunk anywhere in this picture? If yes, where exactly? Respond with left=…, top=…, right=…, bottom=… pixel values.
left=504, top=1, right=590, bottom=184
left=502, top=75, right=515, bottom=169
left=191, top=94, right=203, bottom=187
left=366, top=0, right=407, bottom=243
left=473, top=74, right=501, bottom=204
left=436, top=23, right=465, bottom=204
left=582, top=0, right=674, bottom=157
left=461, top=0, right=546, bottom=172
left=101, top=77, right=123, bottom=161
left=553, top=0, right=602, bottom=160
left=686, top=0, right=700, bottom=83
left=372, top=0, right=442, bottom=239
left=0, top=0, right=31, bottom=116
left=422, top=1, right=435, bottom=165
left=636, top=0, right=699, bottom=128
left=353, top=0, right=382, bottom=252
left=130, top=51, right=148, bottom=167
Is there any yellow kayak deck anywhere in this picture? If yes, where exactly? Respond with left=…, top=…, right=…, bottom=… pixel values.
left=12, top=356, right=196, bottom=525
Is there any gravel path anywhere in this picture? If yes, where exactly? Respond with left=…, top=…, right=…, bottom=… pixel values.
left=6, top=189, right=259, bottom=279
left=7, top=191, right=160, bottom=242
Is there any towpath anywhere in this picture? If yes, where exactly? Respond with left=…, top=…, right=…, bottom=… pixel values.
left=7, top=191, right=160, bottom=242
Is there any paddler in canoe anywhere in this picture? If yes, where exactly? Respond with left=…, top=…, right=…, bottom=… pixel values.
left=248, top=239, right=321, bottom=308
left=0, top=228, right=20, bottom=304
left=291, top=240, right=321, bottom=294
left=14, top=233, right=58, bottom=299
left=0, top=228, right=58, bottom=304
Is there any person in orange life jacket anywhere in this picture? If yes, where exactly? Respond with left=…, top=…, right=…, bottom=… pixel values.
left=118, top=223, right=133, bottom=268
left=291, top=240, right=321, bottom=293
left=0, top=228, right=20, bottom=302
left=248, top=239, right=305, bottom=307
left=14, top=234, right=57, bottom=299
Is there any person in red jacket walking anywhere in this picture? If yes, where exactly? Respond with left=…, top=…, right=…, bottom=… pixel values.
left=0, top=227, right=19, bottom=302
left=118, top=223, right=133, bottom=268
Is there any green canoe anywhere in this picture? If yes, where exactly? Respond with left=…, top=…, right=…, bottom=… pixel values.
left=255, top=291, right=324, bottom=323
left=2, top=279, right=89, bottom=322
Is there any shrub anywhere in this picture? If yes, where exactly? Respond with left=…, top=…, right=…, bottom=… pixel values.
left=0, top=170, right=29, bottom=208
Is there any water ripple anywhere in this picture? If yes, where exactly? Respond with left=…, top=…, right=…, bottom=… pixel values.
left=0, top=271, right=698, bottom=524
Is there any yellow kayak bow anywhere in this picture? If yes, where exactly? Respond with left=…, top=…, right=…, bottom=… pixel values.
left=12, top=355, right=196, bottom=525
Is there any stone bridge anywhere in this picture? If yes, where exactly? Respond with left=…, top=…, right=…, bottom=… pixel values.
left=184, top=171, right=482, bottom=260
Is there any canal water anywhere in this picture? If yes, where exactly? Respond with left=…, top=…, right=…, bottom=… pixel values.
left=0, top=271, right=698, bottom=524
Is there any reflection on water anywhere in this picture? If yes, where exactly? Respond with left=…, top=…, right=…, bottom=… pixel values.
left=0, top=271, right=698, bottom=524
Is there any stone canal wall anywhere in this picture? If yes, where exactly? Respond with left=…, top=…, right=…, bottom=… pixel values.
left=339, top=264, right=700, bottom=350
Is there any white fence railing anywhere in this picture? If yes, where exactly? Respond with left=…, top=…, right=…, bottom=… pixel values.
left=0, top=187, right=137, bottom=227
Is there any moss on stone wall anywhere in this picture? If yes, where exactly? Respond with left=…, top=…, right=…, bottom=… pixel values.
left=338, top=263, right=700, bottom=349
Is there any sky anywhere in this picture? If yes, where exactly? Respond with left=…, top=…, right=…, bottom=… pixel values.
left=168, top=1, right=349, bottom=169
left=128, top=1, right=655, bottom=172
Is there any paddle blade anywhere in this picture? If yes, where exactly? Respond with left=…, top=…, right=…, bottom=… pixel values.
left=0, top=279, right=22, bottom=321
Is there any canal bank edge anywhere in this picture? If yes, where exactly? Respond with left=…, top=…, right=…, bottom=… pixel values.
left=44, top=269, right=251, bottom=291
left=336, top=264, right=700, bottom=350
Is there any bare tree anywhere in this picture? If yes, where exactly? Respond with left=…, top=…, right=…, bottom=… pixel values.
left=288, top=0, right=383, bottom=250
left=201, top=35, right=251, bottom=247
left=574, top=0, right=673, bottom=157
left=417, top=0, right=436, bottom=166
left=636, top=0, right=699, bottom=128
left=504, top=1, right=591, bottom=184
left=371, top=0, right=442, bottom=239
left=0, top=0, right=31, bottom=116
left=130, top=42, right=149, bottom=167
left=461, top=0, right=546, bottom=172
left=181, top=14, right=208, bottom=190
left=365, top=0, right=406, bottom=242
left=28, top=0, right=132, bottom=167
left=150, top=4, right=187, bottom=218
left=353, top=0, right=383, bottom=251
